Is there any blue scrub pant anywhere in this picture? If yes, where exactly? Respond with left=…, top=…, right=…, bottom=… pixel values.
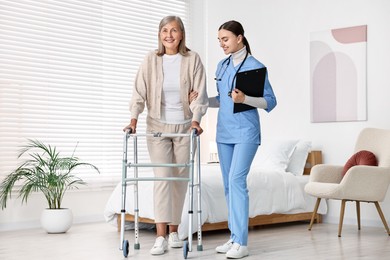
left=217, top=142, right=258, bottom=246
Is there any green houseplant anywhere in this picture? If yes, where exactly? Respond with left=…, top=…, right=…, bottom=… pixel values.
left=0, top=139, right=99, bottom=233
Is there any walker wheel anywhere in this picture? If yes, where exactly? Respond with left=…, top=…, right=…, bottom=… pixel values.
left=183, top=240, right=189, bottom=259
left=123, top=240, right=129, bottom=257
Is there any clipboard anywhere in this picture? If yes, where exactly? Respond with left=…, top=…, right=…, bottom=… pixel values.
left=233, top=67, right=267, bottom=113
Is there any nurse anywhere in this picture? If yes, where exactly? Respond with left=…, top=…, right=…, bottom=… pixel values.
left=212, top=20, right=277, bottom=259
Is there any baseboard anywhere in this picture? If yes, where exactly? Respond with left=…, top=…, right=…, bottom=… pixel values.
left=0, top=214, right=106, bottom=232
left=322, top=215, right=386, bottom=227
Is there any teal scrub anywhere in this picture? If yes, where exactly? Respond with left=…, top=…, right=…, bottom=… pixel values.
left=215, top=54, right=277, bottom=245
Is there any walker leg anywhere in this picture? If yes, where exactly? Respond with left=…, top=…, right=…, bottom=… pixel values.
left=133, top=137, right=140, bottom=250
left=196, top=135, right=203, bottom=251
left=120, top=132, right=129, bottom=252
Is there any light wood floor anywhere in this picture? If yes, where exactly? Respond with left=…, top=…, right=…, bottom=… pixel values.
left=1, top=221, right=389, bottom=260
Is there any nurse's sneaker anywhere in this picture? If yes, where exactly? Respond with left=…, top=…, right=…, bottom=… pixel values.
left=168, top=232, right=183, bottom=248
left=215, top=239, right=233, bottom=253
left=225, top=243, right=249, bottom=259
left=150, top=236, right=168, bottom=255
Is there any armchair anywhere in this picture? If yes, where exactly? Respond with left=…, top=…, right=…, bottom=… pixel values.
left=305, top=128, right=390, bottom=237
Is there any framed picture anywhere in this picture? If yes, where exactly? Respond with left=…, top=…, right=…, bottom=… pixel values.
left=310, top=25, right=367, bottom=123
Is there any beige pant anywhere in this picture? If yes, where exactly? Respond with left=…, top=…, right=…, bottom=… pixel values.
left=146, top=116, right=191, bottom=225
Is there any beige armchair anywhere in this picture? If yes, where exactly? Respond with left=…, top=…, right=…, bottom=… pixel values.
left=305, top=128, right=390, bottom=237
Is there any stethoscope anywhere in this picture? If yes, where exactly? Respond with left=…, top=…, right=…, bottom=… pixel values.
left=214, top=51, right=249, bottom=97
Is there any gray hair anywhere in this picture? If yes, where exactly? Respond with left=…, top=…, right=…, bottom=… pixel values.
left=157, top=16, right=190, bottom=56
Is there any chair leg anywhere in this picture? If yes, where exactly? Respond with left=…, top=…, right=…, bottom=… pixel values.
left=356, top=201, right=361, bottom=230
left=308, top=198, right=321, bottom=231
left=374, top=201, right=390, bottom=236
left=338, top=200, right=346, bottom=237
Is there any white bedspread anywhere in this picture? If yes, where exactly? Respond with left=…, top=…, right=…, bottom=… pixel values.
left=104, top=164, right=327, bottom=239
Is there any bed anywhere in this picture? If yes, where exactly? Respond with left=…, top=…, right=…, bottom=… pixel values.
left=104, top=139, right=327, bottom=239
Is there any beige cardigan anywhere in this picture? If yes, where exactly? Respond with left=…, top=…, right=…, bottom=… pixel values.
left=130, top=50, right=208, bottom=123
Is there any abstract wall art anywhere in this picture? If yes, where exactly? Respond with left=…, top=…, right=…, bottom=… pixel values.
left=310, top=25, right=367, bottom=123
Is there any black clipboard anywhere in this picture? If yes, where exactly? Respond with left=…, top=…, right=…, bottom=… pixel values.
left=233, top=67, right=267, bottom=113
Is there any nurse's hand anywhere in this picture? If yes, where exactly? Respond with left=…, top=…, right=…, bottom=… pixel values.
left=231, top=88, right=245, bottom=103
left=189, top=91, right=198, bottom=104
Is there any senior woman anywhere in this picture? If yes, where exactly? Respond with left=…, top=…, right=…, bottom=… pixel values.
left=123, top=15, right=208, bottom=255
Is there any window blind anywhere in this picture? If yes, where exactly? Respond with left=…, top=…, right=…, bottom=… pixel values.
left=0, top=0, right=190, bottom=185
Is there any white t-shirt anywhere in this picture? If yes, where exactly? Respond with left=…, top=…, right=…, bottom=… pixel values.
left=160, top=53, right=189, bottom=124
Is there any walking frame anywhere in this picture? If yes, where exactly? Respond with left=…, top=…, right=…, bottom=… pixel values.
left=119, top=129, right=203, bottom=258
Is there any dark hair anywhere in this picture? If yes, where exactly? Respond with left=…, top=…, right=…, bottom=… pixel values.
left=157, top=16, right=190, bottom=56
left=218, top=20, right=252, bottom=54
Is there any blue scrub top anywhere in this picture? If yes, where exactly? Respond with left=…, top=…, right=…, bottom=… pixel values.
left=215, top=55, right=277, bottom=144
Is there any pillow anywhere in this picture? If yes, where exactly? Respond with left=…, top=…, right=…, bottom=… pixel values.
left=286, top=140, right=312, bottom=176
left=342, top=150, right=378, bottom=176
left=252, top=139, right=299, bottom=172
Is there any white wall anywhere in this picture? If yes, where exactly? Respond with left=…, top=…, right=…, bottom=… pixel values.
left=203, top=0, right=390, bottom=227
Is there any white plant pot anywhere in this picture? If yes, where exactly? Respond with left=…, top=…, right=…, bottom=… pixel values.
left=40, top=208, right=73, bottom=234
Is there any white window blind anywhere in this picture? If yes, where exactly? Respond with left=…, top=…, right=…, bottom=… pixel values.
left=0, top=0, right=190, bottom=185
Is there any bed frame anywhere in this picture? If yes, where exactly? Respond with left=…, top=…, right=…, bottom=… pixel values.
left=117, top=150, right=323, bottom=231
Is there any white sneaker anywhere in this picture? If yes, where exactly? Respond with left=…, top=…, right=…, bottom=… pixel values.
left=150, top=236, right=168, bottom=255
left=215, top=239, right=233, bottom=253
left=226, top=243, right=249, bottom=259
left=168, top=232, right=183, bottom=248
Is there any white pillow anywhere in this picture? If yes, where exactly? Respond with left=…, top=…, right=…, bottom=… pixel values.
left=286, top=140, right=312, bottom=176
left=252, top=139, right=299, bottom=172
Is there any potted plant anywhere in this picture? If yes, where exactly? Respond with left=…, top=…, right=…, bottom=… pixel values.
left=0, top=139, right=99, bottom=233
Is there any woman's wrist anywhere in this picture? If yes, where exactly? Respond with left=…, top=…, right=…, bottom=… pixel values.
left=191, top=121, right=200, bottom=127
left=130, top=118, right=137, bottom=126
